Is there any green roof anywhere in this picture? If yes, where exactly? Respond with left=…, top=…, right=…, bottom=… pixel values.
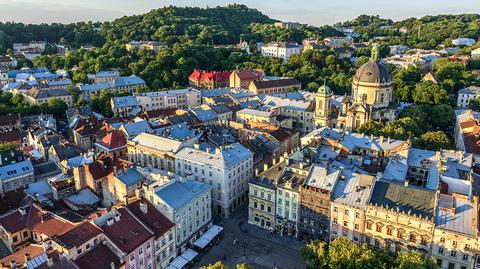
left=369, top=181, right=436, bottom=220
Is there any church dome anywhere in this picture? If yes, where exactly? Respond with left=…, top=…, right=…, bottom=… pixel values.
left=353, top=60, right=392, bottom=84
left=318, top=83, right=332, bottom=95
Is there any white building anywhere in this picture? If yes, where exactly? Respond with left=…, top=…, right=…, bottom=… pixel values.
left=110, top=96, right=142, bottom=117
left=261, top=42, right=302, bottom=62
left=174, top=143, right=254, bottom=218
left=457, top=86, right=480, bottom=108
left=143, top=179, right=212, bottom=250
left=452, top=38, right=476, bottom=47
left=471, top=48, right=480, bottom=60
left=134, top=88, right=201, bottom=111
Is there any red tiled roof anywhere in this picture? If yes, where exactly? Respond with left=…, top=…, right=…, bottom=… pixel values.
left=0, top=205, right=31, bottom=234
left=0, top=114, right=20, bottom=126
left=74, top=244, right=122, bottom=269
left=268, top=129, right=292, bottom=142
left=189, top=70, right=231, bottom=82
left=101, top=208, right=153, bottom=254
left=87, top=155, right=128, bottom=180
left=463, top=132, right=480, bottom=155
left=460, top=120, right=477, bottom=129
left=126, top=199, right=174, bottom=239
left=0, top=244, right=44, bottom=268
left=234, top=69, right=263, bottom=80
left=74, top=117, right=108, bottom=137
left=97, top=131, right=127, bottom=150
left=53, top=222, right=102, bottom=249
left=145, top=108, right=178, bottom=119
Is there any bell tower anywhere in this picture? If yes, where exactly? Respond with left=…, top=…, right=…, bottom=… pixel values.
left=315, top=79, right=333, bottom=127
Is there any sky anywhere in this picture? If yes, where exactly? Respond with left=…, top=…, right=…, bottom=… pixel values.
left=0, top=0, right=479, bottom=26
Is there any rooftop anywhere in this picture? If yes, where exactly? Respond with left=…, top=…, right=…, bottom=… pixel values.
left=126, top=198, right=175, bottom=239
left=304, top=165, right=341, bottom=192
left=115, top=167, right=144, bottom=187
left=435, top=194, right=476, bottom=236
left=175, top=143, right=253, bottom=170
left=332, top=170, right=375, bottom=209
left=111, top=96, right=138, bottom=108
left=155, top=180, right=211, bottom=210
left=53, top=221, right=102, bottom=250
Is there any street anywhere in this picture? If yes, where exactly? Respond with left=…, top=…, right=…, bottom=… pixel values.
left=195, top=206, right=307, bottom=269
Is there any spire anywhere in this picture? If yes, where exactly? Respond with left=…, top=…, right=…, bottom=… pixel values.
left=371, top=44, right=380, bottom=61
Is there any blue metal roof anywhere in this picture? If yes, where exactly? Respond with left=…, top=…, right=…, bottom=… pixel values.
left=155, top=180, right=211, bottom=210
left=116, top=168, right=143, bottom=187
left=0, top=160, right=33, bottom=182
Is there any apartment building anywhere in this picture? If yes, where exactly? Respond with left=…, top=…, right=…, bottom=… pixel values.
left=134, top=88, right=201, bottom=111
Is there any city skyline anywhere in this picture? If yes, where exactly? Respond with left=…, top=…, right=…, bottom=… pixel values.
left=0, top=0, right=479, bottom=25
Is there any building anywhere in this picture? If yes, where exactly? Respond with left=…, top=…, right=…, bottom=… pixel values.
left=188, top=70, right=231, bottom=89
left=22, top=87, right=74, bottom=108
left=248, top=78, right=301, bottom=95
left=79, top=83, right=113, bottom=101
left=455, top=109, right=480, bottom=158
left=261, top=42, right=302, bottom=62
left=330, top=170, right=375, bottom=244
left=0, top=151, right=34, bottom=194
left=93, top=207, right=155, bottom=269
left=274, top=21, right=305, bottom=29
left=229, top=69, right=264, bottom=89
left=114, top=75, right=146, bottom=93
left=300, top=165, right=341, bottom=241
left=365, top=181, right=436, bottom=253
left=126, top=40, right=168, bottom=52
left=452, top=38, right=476, bottom=47
left=134, top=88, right=201, bottom=111
left=95, top=130, right=128, bottom=158
left=91, top=71, right=119, bottom=84
left=315, top=46, right=397, bottom=131
left=236, top=108, right=276, bottom=125
left=174, top=143, right=254, bottom=218
left=126, top=198, right=176, bottom=269
left=248, top=177, right=276, bottom=231
left=103, top=167, right=144, bottom=206
left=51, top=221, right=104, bottom=261
left=72, top=117, right=109, bottom=152
left=471, top=48, right=480, bottom=60
left=457, top=86, right=480, bottom=108
left=110, top=96, right=142, bottom=117
left=143, top=179, right=212, bottom=250
left=127, top=132, right=198, bottom=172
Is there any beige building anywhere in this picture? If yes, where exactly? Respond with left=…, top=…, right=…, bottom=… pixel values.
left=23, top=87, right=74, bottom=108
left=248, top=78, right=301, bottom=95
left=365, top=181, right=436, bottom=254
left=126, top=41, right=167, bottom=52
left=229, top=69, right=264, bottom=89
left=248, top=178, right=276, bottom=230
left=236, top=108, right=276, bottom=125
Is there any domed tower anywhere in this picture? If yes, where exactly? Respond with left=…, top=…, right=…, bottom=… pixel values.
left=315, top=79, right=333, bottom=127
left=351, top=45, right=392, bottom=108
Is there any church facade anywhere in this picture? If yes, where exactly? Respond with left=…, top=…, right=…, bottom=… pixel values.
left=315, top=47, right=398, bottom=131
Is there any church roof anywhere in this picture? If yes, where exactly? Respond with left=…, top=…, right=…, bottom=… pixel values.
left=353, top=60, right=391, bottom=84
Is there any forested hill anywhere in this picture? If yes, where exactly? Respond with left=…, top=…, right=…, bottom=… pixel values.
left=101, top=4, right=273, bottom=45
left=337, top=14, right=480, bottom=49
left=0, top=4, right=274, bottom=53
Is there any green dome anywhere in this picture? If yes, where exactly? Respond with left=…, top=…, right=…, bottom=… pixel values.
left=318, top=83, right=332, bottom=95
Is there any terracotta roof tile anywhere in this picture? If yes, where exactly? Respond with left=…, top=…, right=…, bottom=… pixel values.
left=74, top=244, right=122, bottom=269
left=53, top=222, right=102, bottom=249
left=97, top=131, right=127, bottom=150
left=126, top=199, right=174, bottom=239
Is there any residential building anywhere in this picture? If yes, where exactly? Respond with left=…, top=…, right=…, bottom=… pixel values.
left=174, top=143, right=254, bottom=218
left=261, top=42, right=302, bottom=62
left=260, top=95, right=315, bottom=133
left=95, top=130, right=128, bottom=158
left=454, top=110, right=480, bottom=158
left=91, top=71, right=119, bottom=84
left=143, top=179, right=212, bottom=250
left=452, top=38, right=476, bottom=47
left=127, top=132, right=198, bottom=172
left=274, top=21, right=305, bottom=30
left=134, top=88, right=201, bottom=111
left=248, top=78, right=301, bottom=95
left=248, top=167, right=279, bottom=230
left=457, top=86, right=480, bottom=108
left=72, top=117, right=110, bottom=152
left=236, top=108, right=276, bottom=125
left=79, top=83, right=112, bottom=101
left=188, top=70, right=231, bottom=89
left=110, top=96, right=142, bottom=117
left=119, top=120, right=152, bottom=138
left=330, top=170, right=375, bottom=244
left=126, top=40, right=168, bottom=52
left=126, top=198, right=176, bottom=269
left=0, top=150, right=34, bottom=194
left=365, top=181, right=436, bottom=253
left=114, top=75, right=146, bottom=93
left=22, top=87, right=74, bottom=108
left=51, top=221, right=104, bottom=261
left=471, top=48, right=480, bottom=60
left=103, top=167, right=144, bottom=207
left=229, top=69, right=264, bottom=89
left=93, top=207, right=155, bottom=269
left=300, top=165, right=341, bottom=241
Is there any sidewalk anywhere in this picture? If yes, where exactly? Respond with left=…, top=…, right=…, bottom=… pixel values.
left=239, top=222, right=304, bottom=252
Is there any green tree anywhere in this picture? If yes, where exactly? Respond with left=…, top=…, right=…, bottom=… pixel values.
left=45, top=98, right=68, bottom=117
left=328, top=237, right=384, bottom=269
left=0, top=143, right=16, bottom=154
left=236, top=264, right=252, bottom=269
left=395, top=250, right=438, bottom=269
left=300, top=240, right=327, bottom=269
left=358, top=121, right=384, bottom=136
left=414, top=131, right=452, bottom=151
left=429, top=104, right=455, bottom=131
left=412, top=81, right=448, bottom=105
left=468, top=98, right=480, bottom=111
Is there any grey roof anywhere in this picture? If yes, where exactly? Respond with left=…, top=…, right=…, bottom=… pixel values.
left=122, top=120, right=151, bottom=137
left=237, top=108, right=273, bottom=118
left=383, top=158, right=408, bottom=183
left=112, top=96, right=138, bottom=108
left=332, top=170, right=375, bottom=208
left=25, top=88, right=71, bottom=99
left=131, top=132, right=185, bottom=153
left=155, top=180, right=211, bottom=210
left=353, top=60, right=391, bottom=84
left=114, top=75, right=145, bottom=88
left=79, top=83, right=112, bottom=92
left=435, top=194, right=476, bottom=236
left=304, top=165, right=341, bottom=191
left=251, top=78, right=301, bottom=89
left=175, top=143, right=253, bottom=170
left=209, top=104, right=231, bottom=115
left=0, top=160, right=33, bottom=182
left=369, top=181, right=436, bottom=220
left=115, top=168, right=144, bottom=187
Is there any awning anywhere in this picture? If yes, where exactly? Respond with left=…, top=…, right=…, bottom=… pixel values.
left=193, top=225, right=224, bottom=249
left=180, top=248, right=198, bottom=262
left=169, top=248, right=198, bottom=269
left=169, top=256, right=189, bottom=269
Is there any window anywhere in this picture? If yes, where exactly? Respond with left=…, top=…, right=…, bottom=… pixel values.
left=343, top=221, right=348, bottom=227
left=130, top=254, right=135, bottom=261
left=333, top=207, right=338, bottom=212
left=465, top=244, right=470, bottom=251
left=397, top=230, right=404, bottom=239
left=409, top=234, right=417, bottom=243
left=463, top=254, right=469, bottom=261
left=451, top=250, right=457, bottom=258
left=366, top=222, right=372, bottom=230
left=452, top=241, right=458, bottom=248
left=386, top=227, right=393, bottom=236
left=12, top=236, right=18, bottom=243
left=355, top=212, right=360, bottom=219
left=333, top=218, right=338, bottom=224
left=440, top=237, right=445, bottom=243
left=376, top=224, right=382, bottom=232
left=344, top=209, right=349, bottom=216
left=438, top=247, right=444, bottom=254
left=146, top=242, right=151, bottom=249
left=253, top=201, right=257, bottom=208
left=138, top=247, right=143, bottom=255
left=354, top=224, right=359, bottom=230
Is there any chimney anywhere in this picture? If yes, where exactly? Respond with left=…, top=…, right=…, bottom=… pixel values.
left=46, top=255, right=54, bottom=267
left=404, top=180, right=409, bottom=188
left=24, top=253, right=30, bottom=263
left=379, top=135, right=384, bottom=143
left=10, top=261, right=16, bottom=269
left=300, top=162, right=304, bottom=169
left=110, top=262, right=115, bottom=269
left=140, top=201, right=148, bottom=214
left=194, top=143, right=200, bottom=150
left=264, top=163, right=268, bottom=172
